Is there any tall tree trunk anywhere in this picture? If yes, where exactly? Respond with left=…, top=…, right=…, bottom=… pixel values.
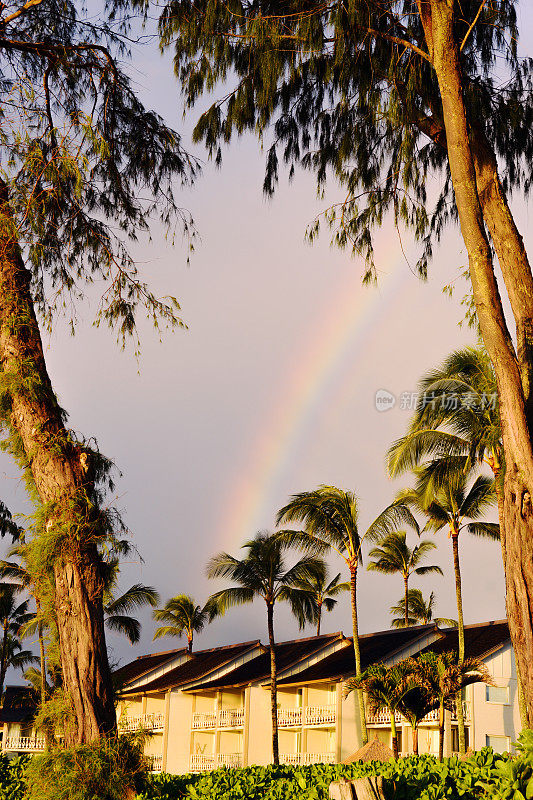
left=390, top=709, right=398, bottom=759
left=421, top=0, right=533, bottom=726
left=404, top=575, right=409, bottom=627
left=38, top=621, right=47, bottom=707
left=0, top=622, right=8, bottom=702
left=412, top=725, right=419, bottom=756
left=0, top=181, right=116, bottom=743
left=266, top=602, right=279, bottom=765
left=438, top=703, right=445, bottom=761
left=188, top=635, right=193, bottom=654
left=316, top=601, right=322, bottom=637
left=350, top=564, right=368, bottom=744
left=450, top=532, right=466, bottom=753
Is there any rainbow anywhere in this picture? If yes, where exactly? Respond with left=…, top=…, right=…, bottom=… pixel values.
left=215, top=248, right=412, bottom=551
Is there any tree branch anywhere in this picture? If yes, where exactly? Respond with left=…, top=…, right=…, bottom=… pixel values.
left=460, top=0, right=488, bottom=52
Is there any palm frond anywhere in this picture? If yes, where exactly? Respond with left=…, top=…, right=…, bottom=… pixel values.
left=106, top=614, right=141, bottom=644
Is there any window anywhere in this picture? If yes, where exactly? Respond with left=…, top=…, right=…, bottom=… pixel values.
left=296, top=688, right=303, bottom=708
left=396, top=729, right=403, bottom=754
left=486, top=685, right=509, bottom=704
left=486, top=735, right=510, bottom=753
left=451, top=726, right=469, bottom=753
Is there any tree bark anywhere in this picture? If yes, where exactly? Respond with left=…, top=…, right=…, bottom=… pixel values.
left=412, top=725, right=418, bottom=755
left=350, top=564, right=368, bottom=744
left=450, top=531, right=466, bottom=753
left=266, top=601, right=279, bottom=765
left=420, top=0, right=533, bottom=726
left=0, top=180, right=116, bottom=744
left=438, top=703, right=445, bottom=761
left=390, top=709, right=398, bottom=758
left=317, top=601, right=322, bottom=637
left=404, top=575, right=409, bottom=627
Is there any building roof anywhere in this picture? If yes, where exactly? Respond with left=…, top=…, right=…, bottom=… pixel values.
left=0, top=686, right=39, bottom=724
left=113, top=646, right=189, bottom=688
left=186, top=633, right=344, bottom=692
left=120, top=640, right=261, bottom=695
left=421, top=619, right=510, bottom=661
left=277, top=624, right=435, bottom=685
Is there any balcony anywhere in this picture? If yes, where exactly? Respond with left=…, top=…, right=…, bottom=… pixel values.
left=367, top=702, right=470, bottom=726
left=147, top=754, right=163, bottom=772
left=3, top=736, right=46, bottom=753
left=280, top=752, right=335, bottom=765
left=277, top=707, right=302, bottom=726
left=192, top=708, right=244, bottom=730
left=190, top=753, right=244, bottom=772
left=304, top=706, right=336, bottom=726
left=218, top=708, right=245, bottom=728
left=120, top=713, right=165, bottom=732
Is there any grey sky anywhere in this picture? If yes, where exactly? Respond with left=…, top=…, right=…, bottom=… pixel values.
left=3, top=6, right=532, bottom=669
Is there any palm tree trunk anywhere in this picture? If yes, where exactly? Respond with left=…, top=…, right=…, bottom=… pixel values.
left=0, top=622, right=8, bottom=702
left=438, top=703, right=445, bottom=761
left=316, top=601, right=321, bottom=637
left=266, top=602, right=279, bottom=765
left=38, top=621, right=47, bottom=707
left=188, top=634, right=193, bottom=654
left=350, top=564, right=368, bottom=744
left=412, top=725, right=418, bottom=755
left=404, top=575, right=409, bottom=627
left=451, top=531, right=466, bottom=754
left=390, top=708, right=398, bottom=758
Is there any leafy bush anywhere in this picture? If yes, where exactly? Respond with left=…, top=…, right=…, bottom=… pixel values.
left=24, top=733, right=148, bottom=800
left=0, top=755, right=28, bottom=800
left=136, top=736, right=533, bottom=800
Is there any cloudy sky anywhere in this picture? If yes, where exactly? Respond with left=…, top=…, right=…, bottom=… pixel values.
left=3, top=5, right=533, bottom=669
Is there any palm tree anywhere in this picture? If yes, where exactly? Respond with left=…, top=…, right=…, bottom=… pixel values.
left=102, top=559, right=159, bottom=645
left=287, top=569, right=350, bottom=636
left=206, top=530, right=326, bottom=765
left=368, top=531, right=443, bottom=627
left=397, top=466, right=498, bottom=754
left=0, top=583, right=34, bottom=701
left=153, top=595, right=209, bottom=653
left=390, top=589, right=457, bottom=629
left=387, top=346, right=501, bottom=486
left=344, top=663, right=409, bottom=758
left=404, top=650, right=492, bottom=759
left=276, top=485, right=418, bottom=744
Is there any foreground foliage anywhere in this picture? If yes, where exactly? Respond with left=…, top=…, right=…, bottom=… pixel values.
left=137, top=733, right=533, bottom=800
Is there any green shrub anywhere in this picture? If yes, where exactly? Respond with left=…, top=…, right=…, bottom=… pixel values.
left=0, top=755, right=28, bottom=800
left=25, top=733, right=148, bottom=800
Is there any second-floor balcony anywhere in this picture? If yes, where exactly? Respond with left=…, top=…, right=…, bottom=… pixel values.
left=192, top=708, right=244, bottom=729
left=367, top=701, right=470, bottom=726
left=277, top=705, right=336, bottom=727
left=3, top=736, right=46, bottom=753
left=120, top=713, right=165, bottom=732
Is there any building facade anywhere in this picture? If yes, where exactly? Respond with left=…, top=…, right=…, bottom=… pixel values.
left=0, top=620, right=520, bottom=771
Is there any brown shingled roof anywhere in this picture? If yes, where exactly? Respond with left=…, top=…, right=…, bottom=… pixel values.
left=277, top=624, right=435, bottom=685
left=421, top=619, right=509, bottom=660
left=120, top=640, right=261, bottom=695
left=113, top=646, right=188, bottom=689
left=0, top=686, right=39, bottom=724
left=185, top=633, right=345, bottom=692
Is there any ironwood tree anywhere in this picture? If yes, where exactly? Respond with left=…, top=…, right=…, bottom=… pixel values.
left=157, top=0, right=533, bottom=722
left=0, top=0, right=195, bottom=743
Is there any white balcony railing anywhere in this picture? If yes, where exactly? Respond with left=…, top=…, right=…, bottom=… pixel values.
left=120, top=713, right=165, bottom=733
left=192, top=712, right=217, bottom=729
left=280, top=752, right=335, bottom=765
left=367, top=702, right=470, bottom=726
left=3, top=737, right=46, bottom=753
left=304, top=706, right=336, bottom=726
left=147, top=754, right=163, bottom=772
left=277, top=707, right=302, bottom=726
left=217, top=753, right=243, bottom=768
left=218, top=708, right=245, bottom=728
left=190, top=754, right=216, bottom=772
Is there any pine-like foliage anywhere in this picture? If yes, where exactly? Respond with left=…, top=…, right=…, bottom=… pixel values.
left=0, top=0, right=197, bottom=342
left=157, top=0, right=530, bottom=279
